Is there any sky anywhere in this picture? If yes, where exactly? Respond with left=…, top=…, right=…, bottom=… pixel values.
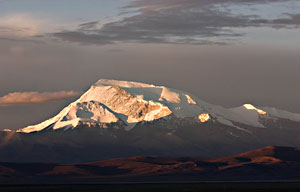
left=0, top=0, right=300, bottom=130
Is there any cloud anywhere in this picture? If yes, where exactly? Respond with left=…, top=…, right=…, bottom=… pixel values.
left=252, top=13, right=300, bottom=28
left=0, top=14, right=42, bottom=37
left=0, top=91, right=81, bottom=107
left=0, top=14, right=55, bottom=41
left=53, top=0, right=300, bottom=45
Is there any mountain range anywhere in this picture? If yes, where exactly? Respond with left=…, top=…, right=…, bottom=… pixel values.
left=1, top=79, right=300, bottom=163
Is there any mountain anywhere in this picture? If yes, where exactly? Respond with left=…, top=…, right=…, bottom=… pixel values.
left=1, top=79, right=300, bottom=163
left=18, top=79, right=300, bottom=133
left=1, top=146, right=300, bottom=184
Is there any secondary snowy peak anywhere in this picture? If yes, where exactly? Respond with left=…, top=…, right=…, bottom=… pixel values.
left=238, top=104, right=300, bottom=123
left=243, top=104, right=267, bottom=115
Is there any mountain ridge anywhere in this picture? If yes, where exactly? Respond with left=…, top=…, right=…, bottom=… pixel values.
left=1, top=146, right=300, bottom=184
left=17, top=79, right=300, bottom=133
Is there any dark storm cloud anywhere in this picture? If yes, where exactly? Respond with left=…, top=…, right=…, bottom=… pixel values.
left=53, top=0, right=300, bottom=45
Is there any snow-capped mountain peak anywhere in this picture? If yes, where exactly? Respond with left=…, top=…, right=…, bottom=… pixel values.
left=18, top=79, right=300, bottom=133
left=19, top=79, right=200, bottom=133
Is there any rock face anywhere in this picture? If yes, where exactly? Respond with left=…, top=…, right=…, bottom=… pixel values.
left=1, top=79, right=300, bottom=163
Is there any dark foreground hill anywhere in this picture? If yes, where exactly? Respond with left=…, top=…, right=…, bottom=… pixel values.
left=1, top=146, right=300, bottom=184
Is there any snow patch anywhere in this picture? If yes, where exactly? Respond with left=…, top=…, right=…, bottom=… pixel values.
left=216, top=117, right=252, bottom=134
left=95, top=79, right=154, bottom=88
left=184, top=94, right=197, bottom=104
left=198, top=113, right=210, bottom=122
left=66, top=101, right=119, bottom=123
left=159, top=87, right=180, bottom=103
